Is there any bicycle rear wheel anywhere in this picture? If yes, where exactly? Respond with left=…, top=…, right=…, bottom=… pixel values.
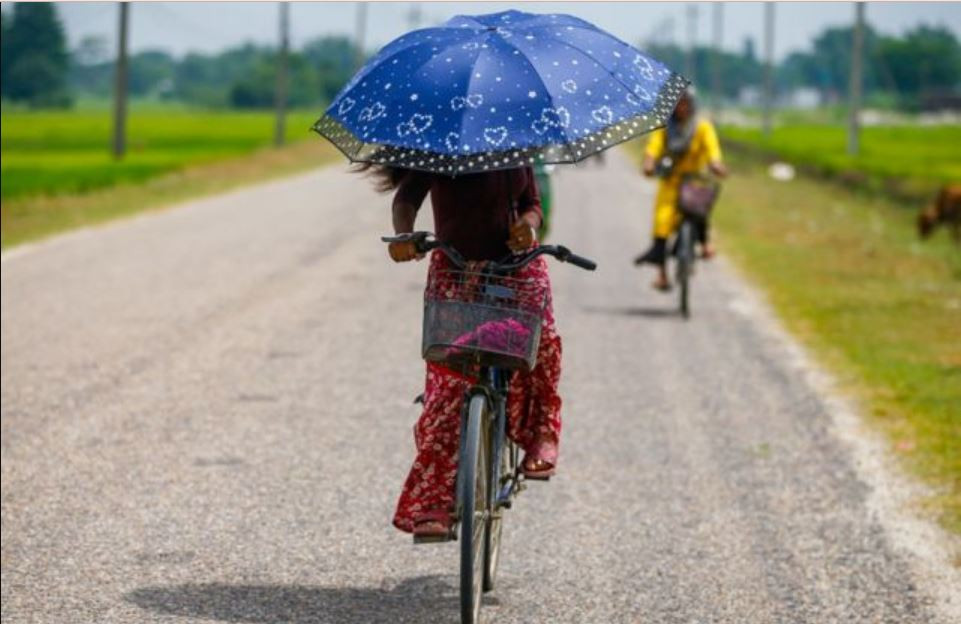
left=460, top=393, right=489, bottom=624
left=677, top=220, right=693, bottom=319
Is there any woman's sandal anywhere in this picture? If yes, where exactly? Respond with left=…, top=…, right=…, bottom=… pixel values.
left=522, top=455, right=556, bottom=480
left=521, top=438, right=558, bottom=481
left=651, top=278, right=672, bottom=292
left=412, top=510, right=454, bottom=544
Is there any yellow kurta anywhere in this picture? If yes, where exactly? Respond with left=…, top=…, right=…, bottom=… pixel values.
left=644, top=119, right=723, bottom=238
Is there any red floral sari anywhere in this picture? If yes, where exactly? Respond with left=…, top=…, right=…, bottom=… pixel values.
left=393, top=250, right=562, bottom=532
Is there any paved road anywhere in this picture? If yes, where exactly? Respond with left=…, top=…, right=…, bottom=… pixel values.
left=1, top=152, right=948, bottom=623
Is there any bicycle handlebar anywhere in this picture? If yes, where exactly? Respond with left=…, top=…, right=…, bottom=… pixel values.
left=381, top=232, right=597, bottom=273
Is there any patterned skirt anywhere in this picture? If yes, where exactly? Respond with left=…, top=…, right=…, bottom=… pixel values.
left=393, top=250, right=563, bottom=532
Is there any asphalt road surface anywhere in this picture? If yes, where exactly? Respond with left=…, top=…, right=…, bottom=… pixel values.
left=1, top=152, right=950, bottom=623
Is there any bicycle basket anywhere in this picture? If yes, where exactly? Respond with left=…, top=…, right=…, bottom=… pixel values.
left=678, top=176, right=720, bottom=219
left=422, top=269, right=547, bottom=372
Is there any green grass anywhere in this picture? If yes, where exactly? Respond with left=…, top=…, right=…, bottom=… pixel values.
left=624, top=139, right=961, bottom=535
left=1, top=107, right=323, bottom=199
left=720, top=124, right=961, bottom=200
left=2, top=136, right=337, bottom=249
left=716, top=153, right=961, bottom=534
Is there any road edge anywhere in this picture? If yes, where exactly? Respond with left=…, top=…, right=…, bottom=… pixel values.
left=718, top=254, right=961, bottom=622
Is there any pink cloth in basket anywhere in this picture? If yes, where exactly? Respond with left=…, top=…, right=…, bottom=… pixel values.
left=449, top=317, right=531, bottom=356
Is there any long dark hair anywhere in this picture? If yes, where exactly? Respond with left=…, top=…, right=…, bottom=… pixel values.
left=352, top=162, right=411, bottom=193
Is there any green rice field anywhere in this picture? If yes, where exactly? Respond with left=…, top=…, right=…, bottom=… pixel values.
left=1, top=108, right=322, bottom=199
left=720, top=124, right=961, bottom=198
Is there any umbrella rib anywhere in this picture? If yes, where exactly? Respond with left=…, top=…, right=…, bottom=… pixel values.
left=495, top=37, right=574, bottom=159
left=547, top=29, right=660, bottom=105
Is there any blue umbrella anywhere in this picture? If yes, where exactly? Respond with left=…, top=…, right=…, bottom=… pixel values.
left=313, top=10, right=688, bottom=175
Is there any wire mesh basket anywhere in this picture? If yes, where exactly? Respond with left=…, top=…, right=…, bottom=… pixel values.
left=422, top=268, right=547, bottom=372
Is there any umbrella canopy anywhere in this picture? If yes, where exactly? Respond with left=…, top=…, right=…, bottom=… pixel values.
left=313, top=10, right=688, bottom=175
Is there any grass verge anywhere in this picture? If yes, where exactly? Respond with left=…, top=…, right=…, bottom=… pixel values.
left=715, top=152, right=960, bottom=534
left=2, top=139, right=337, bottom=249
left=624, top=139, right=960, bottom=535
left=1, top=108, right=323, bottom=199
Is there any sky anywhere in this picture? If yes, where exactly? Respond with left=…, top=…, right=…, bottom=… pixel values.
left=49, top=1, right=961, bottom=62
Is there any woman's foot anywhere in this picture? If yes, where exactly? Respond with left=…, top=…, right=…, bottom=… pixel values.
left=652, top=275, right=672, bottom=292
left=412, top=511, right=453, bottom=542
left=522, top=455, right=556, bottom=480
left=701, top=242, right=716, bottom=259
left=522, top=438, right=558, bottom=480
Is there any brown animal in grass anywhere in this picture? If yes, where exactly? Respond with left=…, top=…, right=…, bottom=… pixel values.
left=918, top=184, right=961, bottom=243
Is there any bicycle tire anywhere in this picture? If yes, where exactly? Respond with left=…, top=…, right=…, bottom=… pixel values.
left=460, top=393, right=489, bottom=624
left=483, top=437, right=510, bottom=592
left=677, top=220, right=693, bottom=318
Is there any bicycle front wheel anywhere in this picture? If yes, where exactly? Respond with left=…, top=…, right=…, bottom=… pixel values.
left=677, top=220, right=693, bottom=318
left=483, top=436, right=512, bottom=592
left=460, top=393, right=489, bottom=624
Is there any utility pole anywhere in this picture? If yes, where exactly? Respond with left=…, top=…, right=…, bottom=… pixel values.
left=712, top=3, right=724, bottom=115
left=685, top=4, right=699, bottom=82
left=406, top=3, right=423, bottom=31
left=762, top=2, right=775, bottom=139
left=111, top=2, right=129, bottom=160
left=274, top=2, right=289, bottom=148
left=354, top=2, right=368, bottom=71
left=847, top=2, right=865, bottom=156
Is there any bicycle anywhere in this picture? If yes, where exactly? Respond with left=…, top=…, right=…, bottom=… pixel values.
left=382, top=231, right=596, bottom=624
left=674, top=214, right=696, bottom=319
left=674, top=173, right=720, bottom=319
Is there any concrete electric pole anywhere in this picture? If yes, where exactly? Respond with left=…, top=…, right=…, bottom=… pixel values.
left=847, top=2, right=865, bottom=156
left=111, top=2, right=129, bottom=160
left=354, top=2, right=368, bottom=71
left=712, top=3, right=724, bottom=115
left=685, top=4, right=699, bottom=82
left=274, top=2, right=290, bottom=148
left=762, top=2, right=775, bottom=139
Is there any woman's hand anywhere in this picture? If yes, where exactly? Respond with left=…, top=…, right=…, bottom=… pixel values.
left=507, top=215, right=538, bottom=252
left=642, top=155, right=656, bottom=177
left=709, top=160, right=728, bottom=179
left=388, top=240, right=422, bottom=262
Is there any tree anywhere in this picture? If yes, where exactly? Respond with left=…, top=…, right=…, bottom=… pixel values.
left=877, top=25, right=961, bottom=99
left=642, top=42, right=763, bottom=100
left=73, top=35, right=110, bottom=66
left=128, top=51, right=176, bottom=97
left=229, top=53, right=320, bottom=109
left=301, top=35, right=360, bottom=102
left=2, top=3, right=71, bottom=107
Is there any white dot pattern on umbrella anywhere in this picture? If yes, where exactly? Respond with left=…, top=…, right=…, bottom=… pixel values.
left=312, top=10, right=689, bottom=175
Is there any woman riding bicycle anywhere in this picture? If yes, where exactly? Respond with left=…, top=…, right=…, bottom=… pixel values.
left=367, top=165, right=562, bottom=539
left=635, top=87, right=727, bottom=291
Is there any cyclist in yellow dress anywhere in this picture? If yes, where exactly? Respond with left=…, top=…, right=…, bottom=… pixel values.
left=635, top=88, right=727, bottom=291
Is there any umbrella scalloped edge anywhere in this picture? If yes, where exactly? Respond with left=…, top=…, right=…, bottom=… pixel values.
left=312, top=73, right=689, bottom=176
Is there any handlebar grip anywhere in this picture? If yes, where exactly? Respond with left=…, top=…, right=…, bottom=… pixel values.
left=381, top=232, right=438, bottom=254
left=566, top=253, right=597, bottom=271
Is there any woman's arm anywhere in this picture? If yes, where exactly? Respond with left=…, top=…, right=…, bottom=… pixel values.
left=703, top=122, right=727, bottom=178
left=643, top=129, right=665, bottom=177
left=389, top=173, right=431, bottom=262
left=508, top=168, right=543, bottom=251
